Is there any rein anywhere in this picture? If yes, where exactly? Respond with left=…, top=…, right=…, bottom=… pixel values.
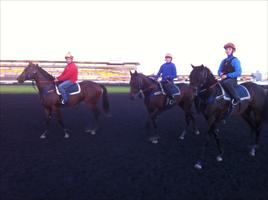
left=136, top=76, right=159, bottom=98
left=198, top=81, right=218, bottom=94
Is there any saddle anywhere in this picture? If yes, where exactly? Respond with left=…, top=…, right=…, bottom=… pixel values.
left=217, top=83, right=251, bottom=102
left=55, top=83, right=81, bottom=96
left=159, top=81, right=181, bottom=106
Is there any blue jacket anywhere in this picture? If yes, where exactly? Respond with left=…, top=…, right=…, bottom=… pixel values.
left=218, top=55, right=242, bottom=78
left=156, top=62, right=177, bottom=81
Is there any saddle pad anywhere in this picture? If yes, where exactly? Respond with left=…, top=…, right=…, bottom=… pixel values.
left=170, top=84, right=180, bottom=96
left=218, top=83, right=250, bottom=101
left=56, top=83, right=81, bottom=96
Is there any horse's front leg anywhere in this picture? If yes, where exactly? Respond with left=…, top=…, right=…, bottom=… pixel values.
left=179, top=104, right=200, bottom=140
left=40, top=107, right=52, bottom=139
left=195, top=115, right=222, bottom=169
left=54, top=106, right=69, bottom=138
left=147, top=109, right=160, bottom=144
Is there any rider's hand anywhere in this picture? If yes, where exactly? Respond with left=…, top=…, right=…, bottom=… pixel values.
left=221, top=74, right=227, bottom=80
left=54, top=78, right=58, bottom=82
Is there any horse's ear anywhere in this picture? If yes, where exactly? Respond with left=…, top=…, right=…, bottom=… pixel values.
left=201, top=64, right=205, bottom=68
left=130, top=71, right=133, bottom=76
left=134, top=70, right=138, bottom=75
left=191, top=64, right=195, bottom=68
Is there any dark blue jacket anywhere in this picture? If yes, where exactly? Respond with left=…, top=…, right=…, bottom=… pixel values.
left=218, top=55, right=242, bottom=78
left=156, top=62, right=177, bottom=81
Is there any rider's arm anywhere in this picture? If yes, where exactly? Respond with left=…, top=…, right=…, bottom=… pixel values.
left=171, top=64, right=177, bottom=80
left=227, top=58, right=242, bottom=78
left=156, top=65, right=163, bottom=79
left=218, top=60, right=225, bottom=76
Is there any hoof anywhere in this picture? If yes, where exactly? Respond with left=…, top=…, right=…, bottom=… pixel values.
left=151, top=139, right=158, bottom=144
left=194, top=162, right=202, bottom=170
left=179, top=130, right=186, bottom=140
left=90, top=130, right=96, bottom=135
left=249, top=149, right=256, bottom=157
left=216, top=155, right=223, bottom=162
left=40, top=134, right=46, bottom=139
left=85, top=129, right=96, bottom=135
left=40, top=131, right=47, bottom=139
left=214, top=128, right=220, bottom=134
left=149, top=136, right=159, bottom=144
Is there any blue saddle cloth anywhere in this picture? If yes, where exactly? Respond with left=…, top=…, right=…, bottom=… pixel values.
left=218, top=84, right=250, bottom=101
left=66, top=83, right=80, bottom=93
left=169, top=84, right=180, bottom=96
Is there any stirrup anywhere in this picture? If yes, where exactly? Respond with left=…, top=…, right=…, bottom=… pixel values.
left=231, top=99, right=240, bottom=106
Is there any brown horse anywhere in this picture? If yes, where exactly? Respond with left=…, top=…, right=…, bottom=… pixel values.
left=189, top=64, right=268, bottom=169
left=17, top=62, right=110, bottom=138
left=129, top=70, right=199, bottom=143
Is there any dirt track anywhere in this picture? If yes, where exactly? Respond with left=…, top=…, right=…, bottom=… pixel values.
left=1, top=93, right=268, bottom=200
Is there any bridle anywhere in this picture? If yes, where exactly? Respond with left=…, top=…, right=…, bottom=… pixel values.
left=196, top=68, right=218, bottom=94
left=131, top=75, right=155, bottom=99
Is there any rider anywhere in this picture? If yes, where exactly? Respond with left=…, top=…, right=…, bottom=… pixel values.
left=54, top=52, right=78, bottom=104
left=218, top=43, right=242, bottom=106
left=156, top=53, right=177, bottom=99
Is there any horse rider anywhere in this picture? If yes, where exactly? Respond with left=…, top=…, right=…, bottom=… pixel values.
left=54, top=52, right=78, bottom=104
left=218, top=42, right=242, bottom=106
left=156, top=53, right=177, bottom=99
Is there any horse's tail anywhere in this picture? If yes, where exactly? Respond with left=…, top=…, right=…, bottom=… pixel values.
left=100, top=84, right=110, bottom=114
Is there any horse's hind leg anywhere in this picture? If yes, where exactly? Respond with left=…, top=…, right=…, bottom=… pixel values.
left=40, top=108, right=52, bottom=139
left=242, top=109, right=260, bottom=156
left=85, top=103, right=100, bottom=135
left=243, top=109, right=262, bottom=156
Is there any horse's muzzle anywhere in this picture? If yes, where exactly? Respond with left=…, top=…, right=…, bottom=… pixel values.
left=17, top=75, right=25, bottom=83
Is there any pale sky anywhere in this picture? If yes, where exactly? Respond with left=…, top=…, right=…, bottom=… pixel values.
left=1, top=0, right=267, bottom=76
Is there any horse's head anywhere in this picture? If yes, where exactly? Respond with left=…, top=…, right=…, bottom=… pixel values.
left=129, top=70, right=151, bottom=100
left=189, top=64, right=210, bottom=95
left=17, top=62, right=39, bottom=83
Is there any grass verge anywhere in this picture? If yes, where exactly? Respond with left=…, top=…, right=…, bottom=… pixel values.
left=0, top=84, right=130, bottom=94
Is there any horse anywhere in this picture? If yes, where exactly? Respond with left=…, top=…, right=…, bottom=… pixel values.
left=129, top=70, right=199, bottom=143
left=189, top=64, right=268, bottom=169
left=17, top=62, right=110, bottom=139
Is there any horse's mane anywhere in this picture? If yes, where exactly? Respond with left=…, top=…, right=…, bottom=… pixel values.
left=139, top=73, right=158, bottom=85
left=37, top=65, right=54, bottom=81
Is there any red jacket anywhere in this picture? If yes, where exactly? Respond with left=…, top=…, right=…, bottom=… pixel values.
left=57, top=62, right=78, bottom=83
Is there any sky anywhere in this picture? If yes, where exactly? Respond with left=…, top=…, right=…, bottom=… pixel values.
left=0, top=0, right=267, bottom=77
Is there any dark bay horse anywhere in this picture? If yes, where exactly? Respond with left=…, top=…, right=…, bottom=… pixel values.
left=129, top=70, right=199, bottom=143
left=17, top=62, right=110, bottom=138
left=189, top=64, right=268, bottom=169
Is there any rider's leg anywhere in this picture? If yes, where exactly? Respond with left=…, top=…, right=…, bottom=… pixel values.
left=221, top=78, right=240, bottom=105
left=58, top=80, right=73, bottom=104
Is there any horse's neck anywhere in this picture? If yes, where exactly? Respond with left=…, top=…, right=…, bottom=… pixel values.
left=35, top=71, right=54, bottom=93
left=204, top=72, right=217, bottom=89
left=142, top=77, right=158, bottom=94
